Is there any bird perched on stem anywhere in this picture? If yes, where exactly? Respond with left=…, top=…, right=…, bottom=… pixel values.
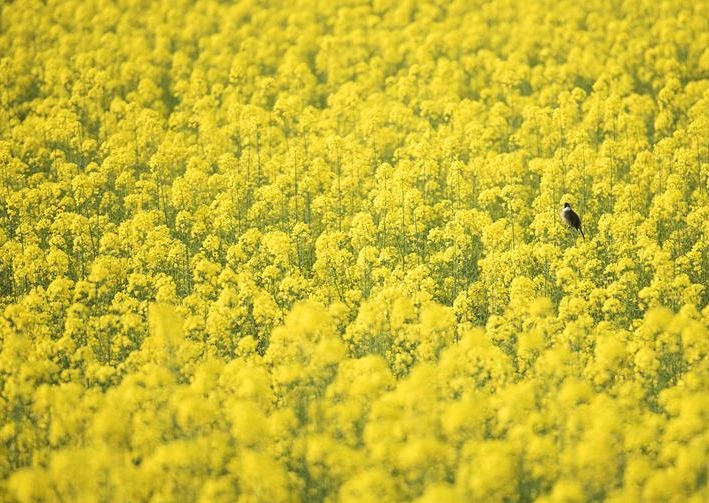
left=561, top=202, right=584, bottom=239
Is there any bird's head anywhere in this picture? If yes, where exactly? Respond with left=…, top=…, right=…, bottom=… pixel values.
left=563, top=202, right=570, bottom=208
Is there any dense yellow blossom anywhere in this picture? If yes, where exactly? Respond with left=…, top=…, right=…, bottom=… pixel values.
left=2, top=0, right=709, bottom=501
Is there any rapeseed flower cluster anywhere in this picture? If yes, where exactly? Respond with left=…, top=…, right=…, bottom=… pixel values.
left=2, top=0, right=709, bottom=501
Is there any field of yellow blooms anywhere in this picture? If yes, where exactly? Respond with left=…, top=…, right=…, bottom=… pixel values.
left=2, top=0, right=709, bottom=501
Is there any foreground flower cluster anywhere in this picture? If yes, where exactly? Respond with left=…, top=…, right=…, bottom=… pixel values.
left=2, top=0, right=709, bottom=501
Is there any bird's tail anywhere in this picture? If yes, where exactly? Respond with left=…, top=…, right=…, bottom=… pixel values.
left=579, top=228, right=585, bottom=239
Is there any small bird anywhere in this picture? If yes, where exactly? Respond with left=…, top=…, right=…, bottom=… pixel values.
left=561, top=202, right=585, bottom=239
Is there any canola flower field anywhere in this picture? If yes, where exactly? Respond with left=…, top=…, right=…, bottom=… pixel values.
left=2, top=0, right=709, bottom=501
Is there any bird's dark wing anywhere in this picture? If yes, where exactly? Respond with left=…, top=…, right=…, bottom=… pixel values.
left=569, top=211, right=581, bottom=228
